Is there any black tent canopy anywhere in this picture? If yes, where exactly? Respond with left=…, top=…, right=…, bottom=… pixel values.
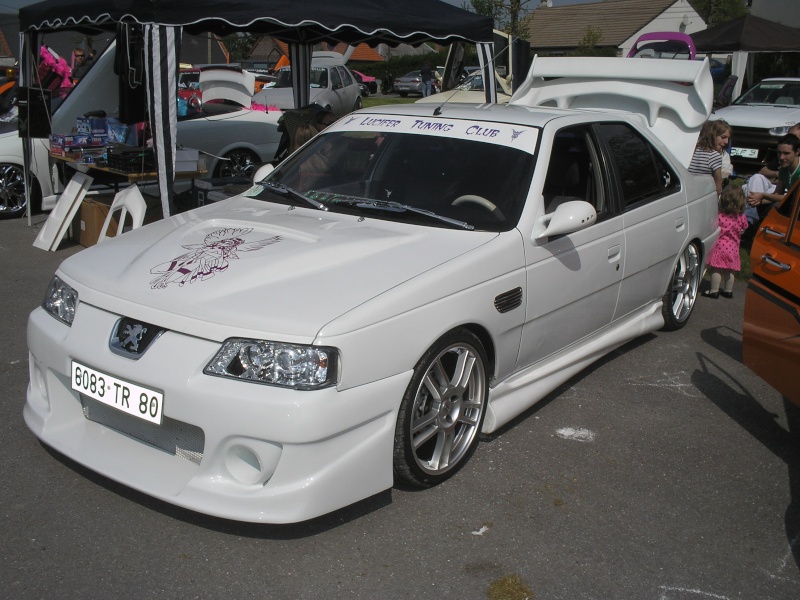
left=19, top=0, right=493, bottom=46
left=691, top=14, right=800, bottom=98
left=19, top=0, right=494, bottom=217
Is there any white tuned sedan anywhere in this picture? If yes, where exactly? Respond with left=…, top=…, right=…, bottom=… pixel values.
left=25, top=57, right=719, bottom=523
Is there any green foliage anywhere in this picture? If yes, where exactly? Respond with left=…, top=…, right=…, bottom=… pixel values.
left=349, top=48, right=451, bottom=79
left=571, top=26, right=616, bottom=57
left=223, top=33, right=264, bottom=62
left=464, top=0, right=533, bottom=38
left=693, top=0, right=749, bottom=27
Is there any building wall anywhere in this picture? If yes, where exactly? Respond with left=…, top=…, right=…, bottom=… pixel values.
left=619, top=0, right=705, bottom=56
left=751, top=0, right=800, bottom=28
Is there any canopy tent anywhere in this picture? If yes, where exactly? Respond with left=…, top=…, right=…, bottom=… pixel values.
left=18, top=0, right=494, bottom=218
left=691, top=14, right=800, bottom=99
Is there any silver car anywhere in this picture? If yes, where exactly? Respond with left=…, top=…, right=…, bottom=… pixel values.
left=253, top=55, right=362, bottom=117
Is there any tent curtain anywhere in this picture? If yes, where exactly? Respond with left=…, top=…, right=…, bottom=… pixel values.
left=144, top=24, right=181, bottom=218
left=288, top=43, right=312, bottom=109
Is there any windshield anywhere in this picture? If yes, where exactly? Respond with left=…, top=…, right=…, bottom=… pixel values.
left=734, top=81, right=800, bottom=107
left=274, top=67, right=329, bottom=89
left=259, top=126, right=537, bottom=232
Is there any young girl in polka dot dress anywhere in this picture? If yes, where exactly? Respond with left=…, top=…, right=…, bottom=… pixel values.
left=702, top=185, right=749, bottom=299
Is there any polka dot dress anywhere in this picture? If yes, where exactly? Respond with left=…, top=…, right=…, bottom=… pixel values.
left=707, top=212, right=749, bottom=271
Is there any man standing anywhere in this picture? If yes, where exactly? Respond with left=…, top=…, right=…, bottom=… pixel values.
left=71, top=47, right=90, bottom=82
left=420, top=63, right=432, bottom=97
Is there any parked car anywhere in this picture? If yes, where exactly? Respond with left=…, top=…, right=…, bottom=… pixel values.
left=708, top=58, right=727, bottom=85
left=253, top=52, right=362, bottom=117
left=711, top=78, right=800, bottom=174
left=393, top=70, right=425, bottom=97
left=742, top=179, right=800, bottom=406
left=0, top=57, right=283, bottom=218
left=23, top=56, right=718, bottom=523
left=415, top=69, right=512, bottom=105
left=351, top=70, right=377, bottom=96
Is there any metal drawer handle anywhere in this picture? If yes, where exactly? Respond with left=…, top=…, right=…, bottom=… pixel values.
left=760, top=226, right=786, bottom=239
left=762, top=254, right=791, bottom=271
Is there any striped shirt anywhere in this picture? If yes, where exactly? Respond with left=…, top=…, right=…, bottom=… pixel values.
left=688, top=148, right=722, bottom=177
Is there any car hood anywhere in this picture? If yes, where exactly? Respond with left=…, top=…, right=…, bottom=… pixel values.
left=712, top=104, right=800, bottom=129
left=58, top=196, right=497, bottom=342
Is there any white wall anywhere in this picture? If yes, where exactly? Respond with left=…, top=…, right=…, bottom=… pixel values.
left=619, top=0, right=705, bottom=56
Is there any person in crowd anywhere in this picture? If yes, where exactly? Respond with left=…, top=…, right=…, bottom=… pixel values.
left=420, top=63, right=432, bottom=98
left=744, top=133, right=800, bottom=219
left=71, top=47, right=90, bottom=82
left=757, top=122, right=800, bottom=180
left=702, top=185, right=749, bottom=300
left=689, top=119, right=731, bottom=195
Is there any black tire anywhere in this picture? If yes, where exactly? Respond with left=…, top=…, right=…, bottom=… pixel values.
left=661, top=241, right=701, bottom=331
left=394, top=329, right=489, bottom=488
left=214, top=149, right=259, bottom=179
left=0, top=164, right=40, bottom=219
left=353, top=96, right=363, bottom=112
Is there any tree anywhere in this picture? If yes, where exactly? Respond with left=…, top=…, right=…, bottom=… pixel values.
left=222, top=33, right=264, bottom=62
left=571, top=26, right=616, bottom=57
left=692, top=0, right=749, bottom=27
left=463, top=0, right=534, bottom=38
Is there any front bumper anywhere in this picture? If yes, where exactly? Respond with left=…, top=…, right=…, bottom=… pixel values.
left=25, top=304, right=411, bottom=523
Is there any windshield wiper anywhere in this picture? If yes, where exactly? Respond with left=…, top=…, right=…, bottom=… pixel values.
left=262, top=181, right=328, bottom=211
left=336, top=198, right=474, bottom=230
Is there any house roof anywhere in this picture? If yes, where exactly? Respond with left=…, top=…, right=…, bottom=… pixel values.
left=524, top=0, right=697, bottom=50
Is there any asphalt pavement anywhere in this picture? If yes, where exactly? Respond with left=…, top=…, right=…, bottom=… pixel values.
left=2, top=215, right=799, bottom=599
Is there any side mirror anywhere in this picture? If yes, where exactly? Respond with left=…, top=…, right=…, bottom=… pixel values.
left=536, top=200, right=597, bottom=239
left=253, top=163, right=275, bottom=183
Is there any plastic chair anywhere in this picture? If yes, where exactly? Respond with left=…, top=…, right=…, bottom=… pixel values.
left=98, top=185, right=147, bottom=243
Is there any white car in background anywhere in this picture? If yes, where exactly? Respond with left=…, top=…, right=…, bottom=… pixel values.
left=416, top=70, right=513, bottom=105
left=711, top=77, right=800, bottom=174
left=25, top=56, right=719, bottom=523
left=253, top=52, right=362, bottom=117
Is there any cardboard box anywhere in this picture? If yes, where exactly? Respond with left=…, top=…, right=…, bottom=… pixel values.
left=76, top=116, right=107, bottom=135
left=78, top=196, right=118, bottom=247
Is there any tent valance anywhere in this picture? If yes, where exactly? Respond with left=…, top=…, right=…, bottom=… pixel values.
left=19, top=0, right=494, bottom=46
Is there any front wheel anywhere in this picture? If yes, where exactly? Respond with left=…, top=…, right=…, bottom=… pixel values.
left=661, top=241, right=701, bottom=331
left=394, top=329, right=489, bottom=488
left=0, top=164, right=39, bottom=219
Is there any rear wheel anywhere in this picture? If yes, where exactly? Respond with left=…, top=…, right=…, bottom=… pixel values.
left=214, top=149, right=259, bottom=179
left=353, top=96, right=363, bottom=112
left=661, top=241, right=700, bottom=330
left=394, top=329, right=488, bottom=488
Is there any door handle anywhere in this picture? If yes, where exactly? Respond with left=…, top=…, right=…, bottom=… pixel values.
left=762, top=254, right=791, bottom=271
left=760, top=226, right=786, bottom=240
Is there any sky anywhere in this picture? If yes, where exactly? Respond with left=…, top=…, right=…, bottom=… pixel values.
left=1, top=0, right=604, bottom=15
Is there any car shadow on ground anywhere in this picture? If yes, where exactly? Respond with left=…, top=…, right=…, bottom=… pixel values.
left=41, top=443, right=393, bottom=538
left=692, top=336, right=800, bottom=573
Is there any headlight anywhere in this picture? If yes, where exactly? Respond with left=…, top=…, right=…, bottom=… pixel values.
left=770, top=125, right=793, bottom=136
left=42, top=275, right=78, bottom=326
left=204, top=339, right=338, bottom=389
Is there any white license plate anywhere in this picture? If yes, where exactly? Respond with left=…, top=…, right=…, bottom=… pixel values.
left=72, top=360, right=164, bottom=425
left=731, top=147, right=759, bottom=158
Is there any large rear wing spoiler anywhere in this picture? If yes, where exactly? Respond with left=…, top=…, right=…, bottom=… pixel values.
left=509, top=56, right=714, bottom=167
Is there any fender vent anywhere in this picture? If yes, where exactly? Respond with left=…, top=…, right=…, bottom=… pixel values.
left=494, top=287, right=523, bottom=313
